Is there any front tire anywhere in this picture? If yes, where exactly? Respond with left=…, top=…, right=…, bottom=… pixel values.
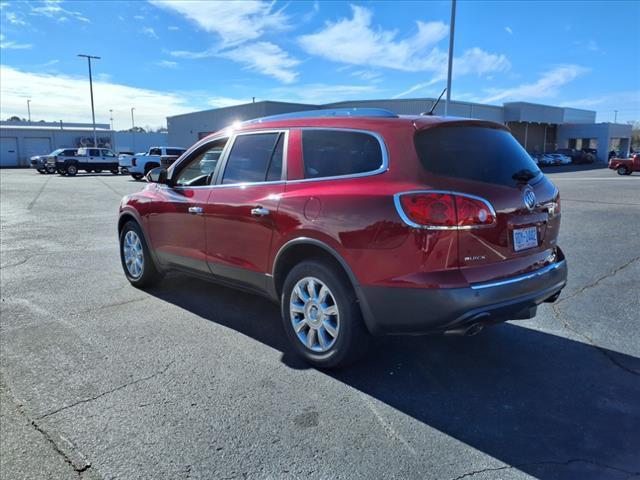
left=119, top=221, right=163, bottom=288
left=281, top=260, right=369, bottom=369
left=66, top=164, right=78, bottom=176
left=617, top=166, right=627, bottom=175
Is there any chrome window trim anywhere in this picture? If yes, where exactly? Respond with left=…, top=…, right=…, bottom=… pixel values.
left=286, top=127, right=389, bottom=184
left=470, top=259, right=566, bottom=290
left=168, top=135, right=232, bottom=187
left=393, top=190, right=498, bottom=230
left=217, top=129, right=289, bottom=187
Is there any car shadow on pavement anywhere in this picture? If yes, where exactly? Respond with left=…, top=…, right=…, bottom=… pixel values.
left=147, top=273, right=640, bottom=479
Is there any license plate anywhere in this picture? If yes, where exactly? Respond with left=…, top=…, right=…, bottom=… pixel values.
left=513, top=226, right=538, bottom=252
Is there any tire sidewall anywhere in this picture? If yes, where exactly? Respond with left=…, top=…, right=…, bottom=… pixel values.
left=617, top=166, right=627, bottom=175
left=281, top=260, right=364, bottom=368
left=66, top=164, right=77, bottom=176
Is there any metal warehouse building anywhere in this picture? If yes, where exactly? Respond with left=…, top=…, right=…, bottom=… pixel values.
left=167, top=98, right=632, bottom=163
left=0, top=121, right=169, bottom=167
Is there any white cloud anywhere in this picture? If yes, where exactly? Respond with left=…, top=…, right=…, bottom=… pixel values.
left=560, top=91, right=640, bottom=122
left=505, top=26, right=513, bottom=34
left=5, top=11, right=27, bottom=25
left=30, top=0, right=90, bottom=23
left=298, top=5, right=448, bottom=72
left=168, top=25, right=180, bottom=31
left=155, top=60, right=178, bottom=69
left=150, top=0, right=289, bottom=47
left=207, top=96, right=253, bottom=108
left=141, top=26, right=158, bottom=38
left=350, top=69, right=382, bottom=82
left=480, top=65, right=589, bottom=104
left=0, top=65, right=195, bottom=129
left=0, top=33, right=32, bottom=49
left=219, top=42, right=300, bottom=84
left=134, top=14, right=145, bottom=20
left=270, top=83, right=380, bottom=104
left=393, top=48, right=511, bottom=98
left=170, top=42, right=300, bottom=84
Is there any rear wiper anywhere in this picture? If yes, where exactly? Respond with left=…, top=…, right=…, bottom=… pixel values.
left=512, top=169, right=537, bottom=183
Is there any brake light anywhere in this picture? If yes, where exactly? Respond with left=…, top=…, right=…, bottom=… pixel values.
left=132, top=158, right=137, bottom=166
left=395, top=191, right=495, bottom=229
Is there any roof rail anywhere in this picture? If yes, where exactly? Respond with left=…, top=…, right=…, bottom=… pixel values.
left=243, top=108, right=399, bottom=125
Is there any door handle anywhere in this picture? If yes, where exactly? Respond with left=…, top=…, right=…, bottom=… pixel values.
left=251, top=207, right=270, bottom=216
left=188, top=206, right=203, bottom=215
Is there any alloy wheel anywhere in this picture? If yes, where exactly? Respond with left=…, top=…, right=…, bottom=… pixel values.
left=289, top=276, right=340, bottom=352
left=123, top=230, right=144, bottom=279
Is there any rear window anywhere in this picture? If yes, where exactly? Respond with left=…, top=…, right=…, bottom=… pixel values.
left=414, top=126, right=541, bottom=186
left=302, top=130, right=384, bottom=179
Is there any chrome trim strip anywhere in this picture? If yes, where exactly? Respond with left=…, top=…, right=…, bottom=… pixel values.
left=285, top=128, right=389, bottom=184
left=470, top=260, right=566, bottom=290
left=393, top=190, right=497, bottom=230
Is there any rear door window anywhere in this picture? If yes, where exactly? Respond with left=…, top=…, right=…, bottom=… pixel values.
left=222, top=133, right=282, bottom=184
left=301, top=130, right=384, bottom=179
left=414, top=126, right=541, bottom=186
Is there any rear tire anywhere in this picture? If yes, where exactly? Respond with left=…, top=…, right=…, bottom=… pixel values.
left=66, top=164, right=78, bottom=176
left=281, top=259, right=369, bottom=369
left=111, top=169, right=119, bottom=175
left=119, top=221, right=163, bottom=288
left=131, top=173, right=144, bottom=181
left=617, top=166, right=629, bottom=175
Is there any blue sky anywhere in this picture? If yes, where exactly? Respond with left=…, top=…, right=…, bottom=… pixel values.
left=1, top=0, right=638, bottom=129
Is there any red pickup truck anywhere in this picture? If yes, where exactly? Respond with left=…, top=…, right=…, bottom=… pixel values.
left=609, top=154, right=639, bottom=175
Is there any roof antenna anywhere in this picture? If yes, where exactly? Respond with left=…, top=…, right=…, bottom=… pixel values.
left=422, top=88, right=447, bottom=116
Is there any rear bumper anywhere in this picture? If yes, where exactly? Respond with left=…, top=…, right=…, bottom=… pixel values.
left=357, top=253, right=568, bottom=335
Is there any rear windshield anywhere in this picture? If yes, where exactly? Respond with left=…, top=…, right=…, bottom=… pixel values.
left=414, top=126, right=541, bottom=186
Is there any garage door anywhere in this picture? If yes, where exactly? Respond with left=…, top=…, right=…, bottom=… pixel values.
left=24, top=137, right=52, bottom=161
left=0, top=137, right=19, bottom=167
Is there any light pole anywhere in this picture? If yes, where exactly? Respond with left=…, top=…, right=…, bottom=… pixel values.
left=131, top=107, right=136, bottom=152
left=109, top=109, right=114, bottom=130
left=614, top=110, right=618, bottom=123
left=78, top=54, right=101, bottom=147
left=27, top=99, right=31, bottom=122
left=444, top=0, right=456, bottom=116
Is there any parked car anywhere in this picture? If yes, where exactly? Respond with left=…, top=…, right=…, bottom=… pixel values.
left=556, top=148, right=595, bottom=164
left=30, top=148, right=77, bottom=174
left=117, top=109, right=567, bottom=368
left=538, top=154, right=556, bottom=166
left=609, top=154, right=640, bottom=175
left=550, top=153, right=571, bottom=165
left=119, top=146, right=186, bottom=180
left=51, top=147, right=119, bottom=176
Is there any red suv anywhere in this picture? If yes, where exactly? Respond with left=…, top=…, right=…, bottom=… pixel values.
left=118, top=109, right=567, bottom=368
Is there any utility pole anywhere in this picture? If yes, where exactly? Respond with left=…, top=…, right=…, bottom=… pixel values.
left=131, top=107, right=135, bottom=129
left=78, top=54, right=101, bottom=147
left=109, top=109, right=114, bottom=130
left=614, top=110, right=618, bottom=123
left=444, top=0, right=456, bottom=117
left=27, top=99, right=31, bottom=122
left=131, top=107, right=136, bottom=152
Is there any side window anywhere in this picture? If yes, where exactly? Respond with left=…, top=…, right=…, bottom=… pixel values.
left=103, top=150, right=115, bottom=157
left=266, top=133, right=284, bottom=181
left=89, top=149, right=101, bottom=157
left=149, top=148, right=162, bottom=156
left=167, top=149, right=185, bottom=156
left=301, top=130, right=383, bottom=179
left=222, top=133, right=281, bottom=185
left=174, top=138, right=227, bottom=187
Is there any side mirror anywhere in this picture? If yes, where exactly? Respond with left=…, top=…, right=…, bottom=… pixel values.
left=146, top=166, right=169, bottom=184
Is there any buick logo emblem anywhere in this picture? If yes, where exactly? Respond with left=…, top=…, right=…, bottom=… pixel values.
left=523, top=189, right=536, bottom=211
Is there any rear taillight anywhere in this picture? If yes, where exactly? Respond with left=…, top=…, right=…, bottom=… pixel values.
left=132, top=158, right=137, bottom=166
left=395, top=191, right=496, bottom=229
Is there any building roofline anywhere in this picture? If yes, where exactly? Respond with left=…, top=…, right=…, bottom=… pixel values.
left=167, top=100, right=319, bottom=120
left=503, top=101, right=595, bottom=114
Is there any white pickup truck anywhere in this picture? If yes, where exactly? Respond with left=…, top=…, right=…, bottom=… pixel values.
left=119, top=146, right=186, bottom=180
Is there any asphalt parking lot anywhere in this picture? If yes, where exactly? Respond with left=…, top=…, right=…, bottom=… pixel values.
left=1, top=167, right=639, bottom=480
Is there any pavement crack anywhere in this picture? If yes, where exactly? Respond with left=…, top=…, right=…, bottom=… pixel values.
left=556, top=256, right=640, bottom=306
left=551, top=305, right=639, bottom=376
left=27, top=176, right=52, bottom=211
left=38, top=361, right=175, bottom=419
left=450, top=459, right=640, bottom=480
left=1, top=373, right=94, bottom=478
left=95, top=177, right=126, bottom=198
